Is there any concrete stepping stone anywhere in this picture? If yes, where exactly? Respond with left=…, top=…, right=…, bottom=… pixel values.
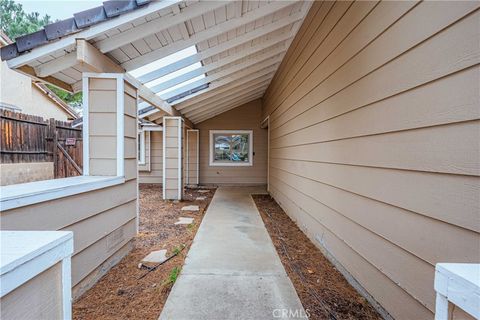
left=195, top=196, right=206, bottom=201
left=175, top=217, right=194, bottom=225
left=141, top=249, right=167, bottom=264
left=181, top=205, right=199, bottom=211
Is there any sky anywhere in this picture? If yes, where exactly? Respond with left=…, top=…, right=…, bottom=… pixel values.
left=17, top=0, right=104, bottom=21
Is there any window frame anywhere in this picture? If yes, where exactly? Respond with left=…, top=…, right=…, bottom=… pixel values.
left=209, top=130, right=253, bottom=167
left=138, top=129, right=146, bottom=165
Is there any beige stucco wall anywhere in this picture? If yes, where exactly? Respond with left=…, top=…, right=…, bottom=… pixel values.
left=0, top=60, right=71, bottom=121
left=196, top=99, right=267, bottom=186
left=0, top=162, right=54, bottom=186
left=0, top=77, right=138, bottom=299
left=0, top=60, right=31, bottom=110
left=262, top=1, right=480, bottom=319
left=0, top=262, right=63, bottom=320
left=139, top=131, right=163, bottom=184
left=30, top=85, right=70, bottom=121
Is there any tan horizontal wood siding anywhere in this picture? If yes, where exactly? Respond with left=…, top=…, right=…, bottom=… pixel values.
left=196, top=99, right=267, bottom=186
left=1, top=181, right=137, bottom=290
left=262, top=1, right=480, bottom=319
left=163, top=117, right=184, bottom=199
left=139, top=131, right=163, bottom=184
left=1, top=262, right=62, bottom=320
left=0, top=77, right=139, bottom=299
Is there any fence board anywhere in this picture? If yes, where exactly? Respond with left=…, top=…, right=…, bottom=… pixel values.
left=0, top=110, right=83, bottom=179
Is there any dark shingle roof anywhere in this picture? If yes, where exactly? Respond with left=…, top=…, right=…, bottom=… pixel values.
left=1, top=0, right=151, bottom=61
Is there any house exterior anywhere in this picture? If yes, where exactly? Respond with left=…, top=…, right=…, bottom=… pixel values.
left=0, top=31, right=78, bottom=121
left=0, top=1, right=478, bottom=319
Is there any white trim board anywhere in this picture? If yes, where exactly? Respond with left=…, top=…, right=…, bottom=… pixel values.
left=434, top=263, right=480, bottom=320
left=0, top=230, right=74, bottom=318
left=138, top=129, right=146, bottom=165
left=0, top=176, right=124, bottom=211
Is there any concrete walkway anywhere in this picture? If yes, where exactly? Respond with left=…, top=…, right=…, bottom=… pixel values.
left=159, top=187, right=305, bottom=320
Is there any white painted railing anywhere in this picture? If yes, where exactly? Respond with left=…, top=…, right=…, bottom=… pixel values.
left=434, top=263, right=480, bottom=320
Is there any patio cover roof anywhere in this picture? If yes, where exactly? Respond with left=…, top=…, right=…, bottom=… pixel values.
left=1, top=0, right=311, bottom=124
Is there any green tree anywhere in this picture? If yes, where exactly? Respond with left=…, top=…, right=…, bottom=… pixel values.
left=46, top=85, right=83, bottom=112
left=0, top=0, right=52, bottom=40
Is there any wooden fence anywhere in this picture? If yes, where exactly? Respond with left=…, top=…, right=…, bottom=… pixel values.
left=0, top=110, right=83, bottom=178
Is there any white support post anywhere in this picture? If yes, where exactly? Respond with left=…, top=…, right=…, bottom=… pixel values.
left=163, top=117, right=184, bottom=200
left=186, top=129, right=199, bottom=186
left=82, top=73, right=137, bottom=178
left=61, top=256, right=72, bottom=320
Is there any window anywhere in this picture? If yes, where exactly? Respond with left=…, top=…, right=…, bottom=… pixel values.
left=138, top=130, right=145, bottom=165
left=209, top=130, right=253, bottom=166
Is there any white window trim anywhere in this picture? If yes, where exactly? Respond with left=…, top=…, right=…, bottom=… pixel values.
left=209, top=130, right=253, bottom=167
left=138, top=129, right=146, bottom=165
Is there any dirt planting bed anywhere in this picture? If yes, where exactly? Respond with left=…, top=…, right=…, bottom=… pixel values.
left=252, top=194, right=381, bottom=320
left=73, top=184, right=216, bottom=320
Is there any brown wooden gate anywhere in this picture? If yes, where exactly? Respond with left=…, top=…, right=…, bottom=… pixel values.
left=1, top=110, right=83, bottom=179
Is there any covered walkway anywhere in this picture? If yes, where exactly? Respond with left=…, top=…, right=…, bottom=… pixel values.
left=160, top=187, right=305, bottom=320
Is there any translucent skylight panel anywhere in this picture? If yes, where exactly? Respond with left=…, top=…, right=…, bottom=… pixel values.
left=157, top=75, right=205, bottom=98
left=144, top=62, right=203, bottom=88
left=128, top=46, right=198, bottom=78
left=128, top=45, right=207, bottom=103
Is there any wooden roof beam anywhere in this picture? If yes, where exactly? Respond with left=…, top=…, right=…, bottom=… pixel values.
left=192, top=93, right=264, bottom=123
left=186, top=85, right=268, bottom=119
left=77, top=39, right=193, bottom=126
left=121, top=1, right=297, bottom=70
left=181, top=77, right=272, bottom=114
left=96, top=1, right=228, bottom=53
left=151, top=45, right=286, bottom=94
left=137, top=11, right=299, bottom=84
left=5, top=0, right=183, bottom=69
left=16, top=65, right=74, bottom=92
left=172, top=63, right=278, bottom=106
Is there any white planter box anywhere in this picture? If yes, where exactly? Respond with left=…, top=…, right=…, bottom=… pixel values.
left=1, top=231, right=74, bottom=320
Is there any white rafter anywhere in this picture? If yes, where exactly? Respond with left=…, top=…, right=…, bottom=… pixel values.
left=137, top=10, right=300, bottom=83
left=192, top=92, right=264, bottom=123
left=181, top=77, right=272, bottom=115
left=6, top=0, right=184, bottom=68
left=96, top=1, right=228, bottom=53
left=143, top=71, right=275, bottom=118
left=157, top=53, right=282, bottom=99
left=121, top=1, right=297, bottom=70
left=172, top=63, right=278, bottom=106
left=6, top=0, right=312, bottom=127
left=150, top=44, right=286, bottom=93
left=186, top=84, right=269, bottom=119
